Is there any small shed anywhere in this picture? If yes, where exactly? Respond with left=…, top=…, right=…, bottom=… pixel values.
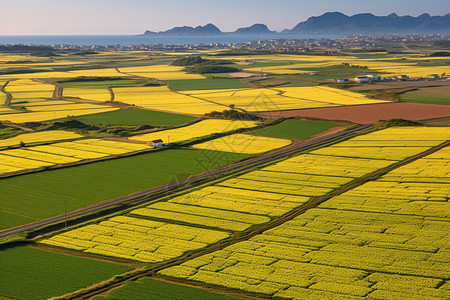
left=150, top=139, right=164, bottom=148
left=355, top=76, right=370, bottom=83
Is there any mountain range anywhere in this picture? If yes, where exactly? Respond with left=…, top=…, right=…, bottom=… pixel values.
left=142, top=12, right=450, bottom=36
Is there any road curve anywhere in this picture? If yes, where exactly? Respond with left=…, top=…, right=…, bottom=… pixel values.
left=0, top=124, right=372, bottom=238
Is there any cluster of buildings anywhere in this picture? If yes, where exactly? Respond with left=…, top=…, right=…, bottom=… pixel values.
left=46, top=34, right=449, bottom=54
left=335, top=73, right=448, bottom=84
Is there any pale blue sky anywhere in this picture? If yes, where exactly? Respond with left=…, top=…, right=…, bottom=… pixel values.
left=0, top=0, right=449, bottom=35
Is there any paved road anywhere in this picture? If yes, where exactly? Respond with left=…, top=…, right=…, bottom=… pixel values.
left=0, top=124, right=372, bottom=238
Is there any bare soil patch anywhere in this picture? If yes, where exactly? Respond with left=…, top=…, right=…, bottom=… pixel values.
left=257, top=102, right=450, bottom=124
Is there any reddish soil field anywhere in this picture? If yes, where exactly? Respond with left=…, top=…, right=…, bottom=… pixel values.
left=258, top=102, right=450, bottom=124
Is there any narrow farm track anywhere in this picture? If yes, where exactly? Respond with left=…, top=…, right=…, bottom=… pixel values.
left=0, top=124, right=371, bottom=239
left=1, top=81, right=12, bottom=106
left=67, top=139, right=450, bottom=300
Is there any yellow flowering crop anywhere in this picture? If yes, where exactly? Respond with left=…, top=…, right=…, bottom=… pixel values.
left=130, top=119, right=259, bottom=144
left=191, top=133, right=292, bottom=154
left=0, top=130, right=82, bottom=148
left=113, top=86, right=225, bottom=115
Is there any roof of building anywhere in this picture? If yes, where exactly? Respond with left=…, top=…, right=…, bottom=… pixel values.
left=152, top=139, right=164, bottom=143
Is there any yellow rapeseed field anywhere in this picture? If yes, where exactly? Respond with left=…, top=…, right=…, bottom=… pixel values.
left=40, top=216, right=230, bottom=263
left=130, top=119, right=259, bottom=144
left=160, top=141, right=450, bottom=299
left=0, top=130, right=82, bottom=148
left=119, top=65, right=205, bottom=80
left=183, top=86, right=385, bottom=112
left=0, top=138, right=151, bottom=176
left=113, top=86, right=225, bottom=114
left=63, top=88, right=112, bottom=102
left=191, top=133, right=292, bottom=154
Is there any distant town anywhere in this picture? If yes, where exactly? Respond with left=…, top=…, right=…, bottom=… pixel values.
left=42, top=34, right=449, bottom=53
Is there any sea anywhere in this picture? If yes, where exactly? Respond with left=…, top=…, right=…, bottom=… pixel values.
left=0, top=34, right=339, bottom=46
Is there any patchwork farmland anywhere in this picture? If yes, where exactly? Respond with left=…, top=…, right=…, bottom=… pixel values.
left=0, top=45, right=449, bottom=300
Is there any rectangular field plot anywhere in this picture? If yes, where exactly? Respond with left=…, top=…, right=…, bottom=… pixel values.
left=132, top=202, right=271, bottom=231
left=63, top=88, right=112, bottom=102
left=119, top=65, right=205, bottom=80
left=160, top=142, right=450, bottom=300
left=130, top=119, right=258, bottom=144
left=183, top=86, right=385, bottom=112
left=0, top=138, right=151, bottom=176
left=0, top=246, right=131, bottom=300
left=74, top=108, right=197, bottom=126
left=113, top=86, right=224, bottom=115
left=6, top=79, right=55, bottom=100
left=95, top=277, right=241, bottom=300
left=0, top=130, right=82, bottom=148
left=191, top=133, right=292, bottom=154
left=41, top=216, right=230, bottom=263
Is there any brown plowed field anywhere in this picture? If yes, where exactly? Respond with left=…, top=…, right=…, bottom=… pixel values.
left=257, top=102, right=450, bottom=124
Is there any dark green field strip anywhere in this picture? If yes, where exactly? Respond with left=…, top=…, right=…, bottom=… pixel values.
left=74, top=108, right=197, bottom=126
left=401, top=93, right=450, bottom=106
left=0, top=149, right=249, bottom=230
left=249, top=119, right=343, bottom=139
left=0, top=246, right=131, bottom=300
left=166, top=79, right=250, bottom=91
left=92, top=277, right=242, bottom=300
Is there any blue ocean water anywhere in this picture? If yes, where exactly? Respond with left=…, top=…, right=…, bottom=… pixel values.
left=0, top=34, right=338, bottom=46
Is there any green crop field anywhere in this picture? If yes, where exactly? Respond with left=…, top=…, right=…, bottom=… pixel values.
left=0, top=149, right=249, bottom=230
left=0, top=246, right=131, bottom=300
left=250, top=119, right=342, bottom=139
left=401, top=92, right=450, bottom=106
left=74, top=108, right=197, bottom=126
left=93, top=277, right=242, bottom=300
left=166, top=79, right=250, bottom=90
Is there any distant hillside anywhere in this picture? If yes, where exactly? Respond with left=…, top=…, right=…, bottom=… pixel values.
left=143, top=23, right=222, bottom=36
left=283, top=12, right=450, bottom=34
left=142, top=13, right=450, bottom=36
left=142, top=23, right=276, bottom=36
left=233, top=24, right=276, bottom=35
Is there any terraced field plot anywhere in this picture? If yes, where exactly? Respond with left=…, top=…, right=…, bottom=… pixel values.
left=191, top=133, right=292, bottom=154
left=0, top=130, right=82, bottom=148
left=0, top=138, right=151, bottom=176
left=130, top=119, right=259, bottom=144
left=159, top=145, right=450, bottom=300
left=113, top=86, right=225, bottom=115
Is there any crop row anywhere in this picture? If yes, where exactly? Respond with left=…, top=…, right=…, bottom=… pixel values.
left=41, top=215, right=230, bottom=263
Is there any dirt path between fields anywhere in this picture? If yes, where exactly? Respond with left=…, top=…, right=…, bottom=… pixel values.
left=1, top=81, right=12, bottom=106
